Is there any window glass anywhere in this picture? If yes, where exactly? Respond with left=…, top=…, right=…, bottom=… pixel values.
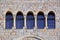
left=6, top=11, right=13, bottom=29
left=27, top=11, right=35, bottom=29
left=16, top=12, right=24, bottom=29
left=48, top=11, right=55, bottom=29
left=37, top=12, right=45, bottom=29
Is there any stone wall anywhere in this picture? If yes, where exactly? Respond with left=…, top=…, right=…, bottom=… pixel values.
left=0, top=0, right=60, bottom=40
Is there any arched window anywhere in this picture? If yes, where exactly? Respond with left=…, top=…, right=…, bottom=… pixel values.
left=26, top=11, right=35, bottom=29
left=16, top=11, right=24, bottom=29
left=47, top=11, right=55, bottom=29
left=37, top=12, right=45, bottom=29
left=6, top=11, right=13, bottom=29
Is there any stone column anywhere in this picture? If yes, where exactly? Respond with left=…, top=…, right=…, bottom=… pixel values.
left=24, top=15, right=27, bottom=31
left=13, top=14, right=16, bottom=29
left=45, top=15, right=48, bottom=29
left=4, top=14, right=5, bottom=29
left=34, top=15, right=37, bottom=35
left=34, top=15, right=37, bottom=29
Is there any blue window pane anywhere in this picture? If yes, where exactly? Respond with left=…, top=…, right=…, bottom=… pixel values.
left=48, top=15, right=55, bottom=19
left=48, top=13, right=55, bottom=29
left=6, top=13, right=13, bottom=29
left=48, top=20, right=55, bottom=28
left=37, top=14, right=45, bottom=29
left=16, top=14, right=24, bottom=29
left=27, top=14, right=35, bottom=29
left=6, top=20, right=13, bottom=29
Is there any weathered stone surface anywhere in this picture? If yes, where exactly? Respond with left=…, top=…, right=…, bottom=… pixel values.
left=0, top=0, right=60, bottom=40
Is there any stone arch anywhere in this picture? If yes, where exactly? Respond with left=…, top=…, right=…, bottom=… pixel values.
left=26, top=11, right=35, bottom=29
left=37, top=11, right=45, bottom=29
left=5, top=11, right=13, bottom=29
left=16, top=11, right=24, bottom=29
left=47, top=11, right=55, bottom=29
left=20, top=35, right=44, bottom=40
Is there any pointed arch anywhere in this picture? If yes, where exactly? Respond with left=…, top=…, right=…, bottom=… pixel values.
left=6, top=11, right=13, bottom=29
left=16, top=11, right=24, bottom=29
left=47, top=11, right=55, bottom=29
left=37, top=11, right=45, bottom=29
left=26, top=11, right=35, bottom=29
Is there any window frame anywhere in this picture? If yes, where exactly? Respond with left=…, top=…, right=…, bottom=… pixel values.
left=5, top=11, right=13, bottom=29
left=37, top=11, right=45, bottom=29
left=16, top=11, right=24, bottom=29
left=26, top=11, right=35, bottom=29
left=47, top=11, right=55, bottom=29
